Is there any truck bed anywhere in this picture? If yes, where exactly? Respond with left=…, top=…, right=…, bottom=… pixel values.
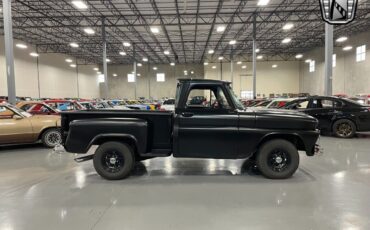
left=61, top=110, right=173, bottom=153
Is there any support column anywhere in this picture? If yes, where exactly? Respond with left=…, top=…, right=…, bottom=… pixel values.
left=76, top=61, right=80, bottom=98
left=36, top=45, right=41, bottom=98
left=133, top=44, right=137, bottom=99
left=102, top=17, right=109, bottom=99
left=252, top=14, right=257, bottom=99
left=324, top=23, right=333, bottom=96
left=3, top=0, right=16, bottom=104
left=230, top=51, right=234, bottom=89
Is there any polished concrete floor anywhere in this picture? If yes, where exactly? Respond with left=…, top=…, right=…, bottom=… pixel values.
left=0, top=135, right=370, bottom=230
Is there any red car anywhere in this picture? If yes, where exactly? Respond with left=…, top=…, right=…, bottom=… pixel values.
left=16, top=101, right=60, bottom=115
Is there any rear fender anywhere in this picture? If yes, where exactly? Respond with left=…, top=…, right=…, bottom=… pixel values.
left=88, top=134, right=139, bottom=154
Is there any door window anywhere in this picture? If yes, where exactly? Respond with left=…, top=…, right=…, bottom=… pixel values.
left=321, top=100, right=333, bottom=108
left=0, top=106, right=15, bottom=119
left=186, top=87, right=231, bottom=110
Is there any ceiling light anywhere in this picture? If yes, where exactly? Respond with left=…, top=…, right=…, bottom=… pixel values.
left=190, top=71, right=194, bottom=74
left=257, top=0, right=270, bottom=6
left=137, top=63, right=142, bottom=67
left=242, top=65, right=247, bottom=69
left=143, top=57, right=148, bottom=62
left=119, top=51, right=126, bottom=56
left=229, top=40, right=236, bottom=45
left=93, top=67, right=99, bottom=71
left=218, top=56, right=224, bottom=60
left=123, top=42, right=131, bottom=47
left=208, top=49, right=214, bottom=54
left=164, top=50, right=170, bottom=55
left=282, top=23, right=294, bottom=30
left=256, top=48, right=260, bottom=53
left=153, top=67, right=157, bottom=70
left=83, top=28, right=95, bottom=35
left=257, top=55, right=263, bottom=59
left=29, top=52, right=39, bottom=57
left=70, top=64, right=77, bottom=68
left=305, top=59, right=311, bottom=63
left=216, top=26, right=225, bottom=33
left=16, top=43, right=27, bottom=49
left=184, top=70, right=187, bottom=73
left=113, top=73, right=117, bottom=77
left=137, top=73, right=141, bottom=77
left=97, top=71, right=102, bottom=74
left=272, top=64, right=278, bottom=68
left=71, top=1, right=88, bottom=9
left=212, top=66, right=216, bottom=69
left=295, top=54, right=303, bottom=59
left=204, top=62, right=209, bottom=65
left=336, top=36, right=348, bottom=42
left=237, top=61, right=242, bottom=64
left=170, top=62, right=175, bottom=66
left=65, top=59, right=73, bottom=63
left=282, top=38, right=292, bottom=43
left=131, top=71, right=135, bottom=74
left=106, top=58, right=111, bottom=62
left=69, top=42, right=79, bottom=48
left=150, top=27, right=160, bottom=34
left=343, top=46, right=352, bottom=51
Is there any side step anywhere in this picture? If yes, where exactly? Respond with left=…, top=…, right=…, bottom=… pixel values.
left=74, top=154, right=94, bottom=163
left=139, top=148, right=172, bottom=158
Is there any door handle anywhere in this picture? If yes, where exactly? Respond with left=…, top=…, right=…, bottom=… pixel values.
left=181, top=112, right=194, bottom=117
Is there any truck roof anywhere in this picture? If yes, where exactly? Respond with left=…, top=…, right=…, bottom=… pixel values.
left=178, top=78, right=231, bottom=84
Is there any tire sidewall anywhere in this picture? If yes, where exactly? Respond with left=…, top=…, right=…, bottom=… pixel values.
left=93, top=142, right=134, bottom=180
left=256, top=139, right=299, bottom=179
left=333, top=119, right=356, bottom=138
left=42, top=128, right=62, bottom=148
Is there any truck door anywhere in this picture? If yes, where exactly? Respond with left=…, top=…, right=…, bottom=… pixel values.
left=174, top=84, right=239, bottom=158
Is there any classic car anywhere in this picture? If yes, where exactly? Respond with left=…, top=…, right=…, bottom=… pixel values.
left=44, top=99, right=85, bottom=111
left=0, top=103, right=62, bottom=147
left=160, top=98, right=175, bottom=111
left=282, top=96, right=370, bottom=138
left=16, top=101, right=60, bottom=115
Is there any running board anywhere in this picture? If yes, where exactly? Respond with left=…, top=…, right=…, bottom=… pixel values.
left=74, top=154, right=94, bottom=163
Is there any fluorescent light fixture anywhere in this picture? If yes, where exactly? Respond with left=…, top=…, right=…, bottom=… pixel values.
left=71, top=1, right=88, bottom=9
left=70, top=64, right=77, bottom=68
left=343, top=46, right=352, bottom=51
left=170, top=62, right=175, bottom=66
left=212, top=66, right=216, bottom=69
left=191, top=71, right=194, bottom=74
left=16, top=43, right=27, bottom=49
left=29, top=52, right=39, bottom=57
left=113, top=73, right=117, bottom=77
left=305, top=59, right=311, bottom=63
left=184, top=70, right=187, bottom=73
left=97, top=71, right=102, bottom=74
left=282, top=38, right=292, bottom=43
left=137, top=63, right=142, bottom=67
left=336, top=36, right=348, bottom=42
left=70, top=42, right=79, bottom=48
left=282, top=23, right=294, bottom=30
left=143, top=57, right=148, bottom=62
left=229, top=40, right=236, bottom=45
left=216, top=26, right=225, bottom=33
left=237, top=61, right=242, bottom=64
left=204, top=62, right=209, bottom=65
left=93, top=67, right=99, bottom=71
left=83, top=28, right=95, bottom=35
left=137, top=73, right=141, bottom=77
left=242, top=65, right=247, bottom=69
left=164, top=50, right=170, bottom=55
left=295, top=54, right=303, bottom=59
left=272, top=64, right=278, bottom=68
left=257, top=55, right=263, bottom=59
left=123, top=42, right=131, bottom=47
left=153, top=67, right=157, bottom=70
left=208, top=49, right=214, bottom=54
left=256, top=48, right=260, bottom=53
left=119, top=51, right=126, bottom=56
left=257, top=0, right=270, bottom=6
left=150, top=27, right=160, bottom=34
left=65, top=59, right=73, bottom=63
left=218, top=56, right=224, bottom=60
left=106, top=58, right=111, bottom=62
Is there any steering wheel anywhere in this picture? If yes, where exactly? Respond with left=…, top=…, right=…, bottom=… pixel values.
left=211, top=101, right=219, bottom=109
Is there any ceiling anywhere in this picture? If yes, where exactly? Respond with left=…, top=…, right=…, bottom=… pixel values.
left=1, top=0, right=370, bottom=64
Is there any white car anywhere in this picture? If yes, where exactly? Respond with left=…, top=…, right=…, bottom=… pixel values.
left=161, top=99, right=175, bottom=111
left=255, top=98, right=296, bottom=109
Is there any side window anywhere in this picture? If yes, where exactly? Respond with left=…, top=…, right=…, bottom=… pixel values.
left=21, top=104, right=34, bottom=112
left=0, top=106, right=15, bottom=119
left=186, top=87, right=231, bottom=110
left=321, top=100, right=334, bottom=108
left=334, top=100, right=344, bottom=108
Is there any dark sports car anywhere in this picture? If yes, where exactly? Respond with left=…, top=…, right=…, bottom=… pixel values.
left=282, top=96, right=370, bottom=138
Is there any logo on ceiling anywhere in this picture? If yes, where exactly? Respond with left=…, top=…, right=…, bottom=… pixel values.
left=319, top=0, right=358, bottom=24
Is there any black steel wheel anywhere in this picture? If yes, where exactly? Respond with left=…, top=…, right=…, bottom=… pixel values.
left=93, top=142, right=135, bottom=180
left=256, top=139, right=299, bottom=179
left=333, top=119, right=356, bottom=138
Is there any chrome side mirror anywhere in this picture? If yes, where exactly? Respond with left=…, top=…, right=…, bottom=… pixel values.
left=13, top=114, right=23, bottom=120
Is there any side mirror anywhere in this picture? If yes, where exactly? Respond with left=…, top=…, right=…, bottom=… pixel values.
left=13, top=114, right=23, bottom=120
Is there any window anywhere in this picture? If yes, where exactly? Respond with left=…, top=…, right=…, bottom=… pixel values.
left=241, top=90, right=253, bottom=99
left=356, top=45, right=366, bottom=62
left=332, top=54, right=336, bottom=67
left=186, top=87, right=231, bottom=110
left=309, top=60, right=315, bottom=72
left=127, top=73, right=135, bottom=82
left=156, top=73, right=165, bottom=82
left=98, top=74, right=105, bottom=83
left=321, top=100, right=333, bottom=108
left=0, top=106, right=15, bottom=119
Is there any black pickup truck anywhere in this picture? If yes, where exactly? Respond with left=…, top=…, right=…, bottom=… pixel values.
left=61, top=79, right=320, bottom=180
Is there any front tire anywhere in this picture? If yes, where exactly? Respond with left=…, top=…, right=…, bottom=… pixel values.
left=93, top=142, right=135, bottom=180
left=41, top=128, right=62, bottom=148
left=333, top=119, right=356, bottom=138
left=256, top=139, right=299, bottom=179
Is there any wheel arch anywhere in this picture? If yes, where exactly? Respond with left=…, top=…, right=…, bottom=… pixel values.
left=89, top=134, right=139, bottom=157
left=38, top=126, right=60, bottom=140
left=256, top=133, right=306, bottom=153
left=331, top=117, right=358, bottom=132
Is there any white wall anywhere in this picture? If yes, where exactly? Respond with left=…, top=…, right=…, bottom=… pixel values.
left=300, top=31, right=370, bottom=96
left=0, top=37, right=100, bottom=99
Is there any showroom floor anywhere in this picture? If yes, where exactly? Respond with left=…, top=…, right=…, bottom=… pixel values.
left=0, top=135, right=370, bottom=230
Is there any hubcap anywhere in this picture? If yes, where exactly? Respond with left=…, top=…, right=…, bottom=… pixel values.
left=46, top=131, right=61, bottom=146
left=102, top=151, right=124, bottom=173
left=268, top=149, right=290, bottom=172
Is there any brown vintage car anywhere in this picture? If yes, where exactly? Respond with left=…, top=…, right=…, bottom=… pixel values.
left=0, top=103, right=62, bottom=148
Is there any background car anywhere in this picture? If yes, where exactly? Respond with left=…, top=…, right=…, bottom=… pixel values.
left=0, top=103, right=62, bottom=147
left=161, top=98, right=175, bottom=111
left=44, top=99, right=85, bottom=111
left=16, top=101, right=60, bottom=115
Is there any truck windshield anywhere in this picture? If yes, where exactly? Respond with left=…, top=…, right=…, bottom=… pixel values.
left=227, top=85, right=245, bottom=110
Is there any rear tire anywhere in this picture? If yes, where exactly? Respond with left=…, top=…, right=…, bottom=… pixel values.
left=333, top=119, right=356, bottom=138
left=256, top=139, right=299, bottom=179
left=41, top=128, right=62, bottom=148
left=93, top=142, right=135, bottom=180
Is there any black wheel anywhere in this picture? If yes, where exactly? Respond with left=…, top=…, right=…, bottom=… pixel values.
left=93, top=142, right=135, bottom=180
left=333, top=119, right=356, bottom=138
left=256, top=139, right=299, bottom=179
left=41, top=128, right=62, bottom=148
